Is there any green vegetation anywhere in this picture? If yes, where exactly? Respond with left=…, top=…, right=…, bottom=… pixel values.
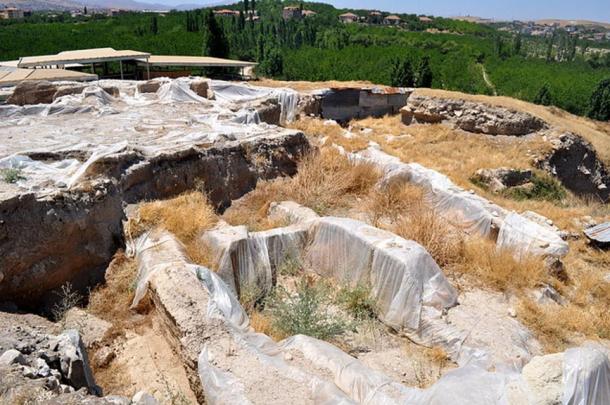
left=1, top=1, right=609, bottom=117
left=336, top=284, right=377, bottom=320
left=587, top=78, right=610, bottom=121
left=1, top=168, right=25, bottom=184
left=267, top=278, right=348, bottom=340
left=533, top=83, right=553, bottom=106
left=502, top=174, right=567, bottom=203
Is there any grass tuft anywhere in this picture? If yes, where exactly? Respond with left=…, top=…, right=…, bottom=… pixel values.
left=1, top=168, right=25, bottom=184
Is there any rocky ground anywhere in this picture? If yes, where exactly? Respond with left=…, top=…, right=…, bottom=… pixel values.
left=0, top=78, right=609, bottom=404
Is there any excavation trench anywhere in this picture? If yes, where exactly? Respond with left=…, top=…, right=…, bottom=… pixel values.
left=0, top=131, right=311, bottom=314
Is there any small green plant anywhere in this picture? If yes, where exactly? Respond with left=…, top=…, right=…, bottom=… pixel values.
left=239, top=282, right=264, bottom=312
left=1, top=168, right=25, bottom=184
left=268, top=278, right=347, bottom=341
left=468, top=175, right=490, bottom=191
left=502, top=174, right=567, bottom=203
left=51, top=282, right=82, bottom=322
left=277, top=256, right=302, bottom=277
left=336, top=284, right=377, bottom=320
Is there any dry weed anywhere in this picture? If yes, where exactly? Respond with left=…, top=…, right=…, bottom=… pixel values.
left=133, top=192, right=218, bottom=241
left=460, top=238, right=546, bottom=292
left=223, top=148, right=380, bottom=228
left=288, top=117, right=369, bottom=151
left=364, top=183, right=423, bottom=226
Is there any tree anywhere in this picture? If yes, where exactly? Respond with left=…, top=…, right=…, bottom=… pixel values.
left=390, top=58, right=414, bottom=87
left=260, top=47, right=283, bottom=77
left=84, top=6, right=87, bottom=15
left=150, top=16, right=158, bottom=35
left=202, top=10, right=229, bottom=58
left=533, top=84, right=553, bottom=106
left=244, top=0, right=249, bottom=13
left=415, top=56, right=433, bottom=88
left=587, top=78, right=610, bottom=121
left=513, top=33, right=522, bottom=56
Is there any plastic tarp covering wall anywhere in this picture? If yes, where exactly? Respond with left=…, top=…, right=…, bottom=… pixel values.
left=497, top=212, right=569, bottom=258
left=350, top=146, right=568, bottom=258
left=350, top=146, right=505, bottom=237
left=210, top=80, right=299, bottom=123
left=191, top=256, right=356, bottom=405
left=202, top=223, right=309, bottom=296
left=131, top=231, right=189, bottom=308
left=562, top=345, right=610, bottom=405
left=305, top=217, right=458, bottom=332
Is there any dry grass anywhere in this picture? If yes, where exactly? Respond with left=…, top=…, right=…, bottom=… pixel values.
left=132, top=192, right=218, bottom=242
left=288, top=117, right=369, bottom=152
left=127, top=191, right=219, bottom=267
left=341, top=115, right=609, bottom=231
left=249, top=310, right=287, bottom=341
left=460, top=238, right=546, bottom=292
left=414, top=88, right=610, bottom=166
left=518, top=242, right=610, bottom=352
left=223, top=148, right=380, bottom=229
left=364, top=183, right=424, bottom=226
left=88, top=251, right=139, bottom=327
left=252, top=78, right=376, bottom=92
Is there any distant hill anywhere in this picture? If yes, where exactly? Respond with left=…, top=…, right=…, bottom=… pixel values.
left=0, top=0, right=231, bottom=11
left=534, top=19, right=610, bottom=29
left=454, top=15, right=610, bottom=30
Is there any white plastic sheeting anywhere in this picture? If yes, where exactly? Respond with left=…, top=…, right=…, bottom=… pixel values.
left=133, top=230, right=609, bottom=405
left=562, top=345, right=610, bottom=405
left=1, top=78, right=302, bottom=192
left=350, top=146, right=506, bottom=236
left=350, top=146, right=569, bottom=258
left=497, top=212, right=569, bottom=258
left=202, top=222, right=309, bottom=296
left=305, top=217, right=458, bottom=332
left=210, top=80, right=299, bottom=123
left=157, top=79, right=210, bottom=105
left=191, top=253, right=356, bottom=404
left=131, top=231, right=189, bottom=308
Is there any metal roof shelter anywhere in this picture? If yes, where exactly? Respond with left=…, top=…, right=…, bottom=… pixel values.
left=13, top=48, right=257, bottom=81
left=137, top=55, right=257, bottom=68
left=0, top=66, right=98, bottom=87
left=18, top=48, right=151, bottom=80
left=18, top=48, right=150, bottom=68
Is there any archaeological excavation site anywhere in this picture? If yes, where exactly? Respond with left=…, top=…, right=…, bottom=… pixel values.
left=0, top=76, right=609, bottom=405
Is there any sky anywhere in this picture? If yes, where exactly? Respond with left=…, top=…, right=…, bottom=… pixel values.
left=323, top=0, right=610, bottom=23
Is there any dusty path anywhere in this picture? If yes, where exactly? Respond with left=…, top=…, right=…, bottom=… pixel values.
left=479, top=63, right=497, bottom=96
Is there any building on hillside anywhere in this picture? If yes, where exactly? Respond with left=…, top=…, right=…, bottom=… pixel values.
left=302, top=10, right=317, bottom=17
left=339, top=12, right=358, bottom=23
left=0, top=7, right=24, bottom=19
left=214, top=9, right=239, bottom=17
left=368, top=11, right=382, bottom=24
left=383, top=15, right=401, bottom=25
left=419, top=16, right=433, bottom=23
left=283, top=6, right=302, bottom=20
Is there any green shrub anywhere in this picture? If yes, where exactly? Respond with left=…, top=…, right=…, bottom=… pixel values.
left=268, top=278, right=347, bottom=341
left=502, top=174, right=567, bottom=202
left=277, top=256, right=302, bottom=277
left=336, top=284, right=377, bottom=320
left=587, top=78, right=610, bottom=121
left=1, top=168, right=25, bottom=184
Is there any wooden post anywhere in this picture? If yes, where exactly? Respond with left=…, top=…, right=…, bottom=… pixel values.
left=146, top=57, right=150, bottom=80
left=119, top=60, right=124, bottom=80
left=91, top=63, right=95, bottom=74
